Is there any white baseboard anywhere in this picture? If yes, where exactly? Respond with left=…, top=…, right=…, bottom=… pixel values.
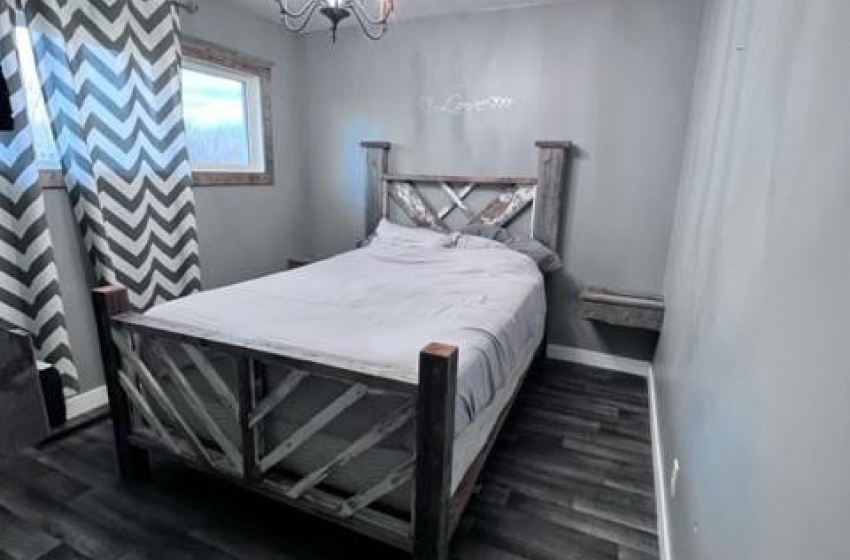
left=546, top=344, right=651, bottom=377
left=648, top=365, right=673, bottom=560
left=65, top=385, right=108, bottom=420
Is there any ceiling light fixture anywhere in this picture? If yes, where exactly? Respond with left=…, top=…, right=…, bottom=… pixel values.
left=272, top=0, right=395, bottom=43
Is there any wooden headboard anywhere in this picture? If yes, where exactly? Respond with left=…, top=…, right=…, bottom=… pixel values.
left=361, top=141, right=573, bottom=250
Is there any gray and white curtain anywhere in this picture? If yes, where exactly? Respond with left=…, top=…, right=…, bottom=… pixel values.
left=23, top=0, right=201, bottom=311
left=0, top=2, right=76, bottom=390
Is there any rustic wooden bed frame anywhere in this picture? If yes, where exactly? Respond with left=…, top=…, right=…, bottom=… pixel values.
left=92, top=140, right=572, bottom=560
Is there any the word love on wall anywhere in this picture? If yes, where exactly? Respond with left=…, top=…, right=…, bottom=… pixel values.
left=419, top=94, right=515, bottom=116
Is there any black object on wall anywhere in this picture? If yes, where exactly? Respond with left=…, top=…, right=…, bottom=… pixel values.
left=0, top=72, right=13, bottom=131
left=38, top=364, right=67, bottom=429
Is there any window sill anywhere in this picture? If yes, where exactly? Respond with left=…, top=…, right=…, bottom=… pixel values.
left=38, top=169, right=275, bottom=188
left=39, top=170, right=64, bottom=189
left=191, top=171, right=274, bottom=187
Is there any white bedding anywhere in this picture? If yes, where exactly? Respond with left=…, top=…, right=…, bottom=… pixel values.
left=147, top=240, right=546, bottom=435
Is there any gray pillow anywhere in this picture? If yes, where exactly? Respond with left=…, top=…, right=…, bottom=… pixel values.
left=461, top=224, right=562, bottom=273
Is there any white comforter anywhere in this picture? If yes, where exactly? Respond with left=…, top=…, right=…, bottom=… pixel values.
left=146, top=241, right=546, bottom=434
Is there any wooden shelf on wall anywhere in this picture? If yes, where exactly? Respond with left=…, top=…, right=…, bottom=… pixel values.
left=579, top=287, right=665, bottom=332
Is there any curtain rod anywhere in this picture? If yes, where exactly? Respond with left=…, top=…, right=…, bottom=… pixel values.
left=172, top=0, right=199, bottom=14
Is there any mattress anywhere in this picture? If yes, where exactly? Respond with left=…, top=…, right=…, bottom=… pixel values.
left=143, top=240, right=546, bottom=511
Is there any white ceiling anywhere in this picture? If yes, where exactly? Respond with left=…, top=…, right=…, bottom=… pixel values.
left=225, top=0, right=570, bottom=30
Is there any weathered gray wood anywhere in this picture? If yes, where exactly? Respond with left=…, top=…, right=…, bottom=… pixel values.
left=414, top=343, right=458, bottom=560
left=580, top=301, right=665, bottom=332
left=116, top=371, right=180, bottom=455
left=582, top=287, right=665, bottom=310
left=533, top=141, right=573, bottom=250
left=113, top=335, right=217, bottom=469
left=0, top=330, right=49, bottom=454
left=286, top=400, right=415, bottom=499
left=259, top=383, right=369, bottom=473
left=373, top=141, right=571, bottom=245
left=92, top=284, right=150, bottom=481
left=438, top=182, right=474, bottom=219
left=180, top=344, right=239, bottom=414
left=580, top=287, right=665, bottom=332
left=339, top=457, right=415, bottom=518
left=362, top=141, right=391, bottom=235
left=150, top=340, right=241, bottom=471
left=239, top=358, right=260, bottom=482
left=384, top=173, right=538, bottom=186
left=388, top=181, right=445, bottom=229
left=248, top=368, right=308, bottom=428
left=470, top=185, right=536, bottom=227
left=113, top=312, right=417, bottom=394
left=131, top=427, right=240, bottom=477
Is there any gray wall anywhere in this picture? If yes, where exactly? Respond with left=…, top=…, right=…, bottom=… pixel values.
left=183, top=0, right=309, bottom=289
left=300, top=0, right=704, bottom=356
left=44, top=0, right=310, bottom=392
left=46, top=0, right=707, bottom=391
left=656, top=0, right=850, bottom=558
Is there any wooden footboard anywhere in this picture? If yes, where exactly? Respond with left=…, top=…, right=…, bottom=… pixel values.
left=93, top=284, right=462, bottom=559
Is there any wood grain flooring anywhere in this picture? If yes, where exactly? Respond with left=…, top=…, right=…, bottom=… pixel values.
left=0, top=361, right=658, bottom=559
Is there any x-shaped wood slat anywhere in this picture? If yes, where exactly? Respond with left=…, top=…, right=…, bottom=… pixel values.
left=470, top=185, right=536, bottom=227
left=387, top=179, right=537, bottom=232
left=249, top=368, right=309, bottom=428
left=117, top=370, right=181, bottom=455
left=286, top=400, right=415, bottom=500
left=339, top=457, right=416, bottom=518
left=437, top=183, right=475, bottom=220
left=114, top=334, right=217, bottom=469
left=150, top=340, right=243, bottom=471
left=387, top=182, right=444, bottom=229
left=259, top=383, right=369, bottom=474
left=181, top=343, right=239, bottom=416
left=110, top=324, right=424, bottom=530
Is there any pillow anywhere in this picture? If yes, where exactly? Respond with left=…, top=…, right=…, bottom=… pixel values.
left=372, top=219, right=455, bottom=248
left=461, top=224, right=562, bottom=272
left=454, top=234, right=508, bottom=251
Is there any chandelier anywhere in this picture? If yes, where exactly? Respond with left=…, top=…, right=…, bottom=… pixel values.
left=272, top=0, right=395, bottom=43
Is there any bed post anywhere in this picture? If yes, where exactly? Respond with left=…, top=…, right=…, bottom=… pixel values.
left=240, top=358, right=261, bottom=482
left=361, top=140, right=391, bottom=236
left=533, top=141, right=573, bottom=250
left=92, top=284, right=150, bottom=481
left=414, top=343, right=458, bottom=560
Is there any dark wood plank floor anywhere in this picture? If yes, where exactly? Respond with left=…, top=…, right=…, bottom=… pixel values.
left=0, top=361, right=657, bottom=560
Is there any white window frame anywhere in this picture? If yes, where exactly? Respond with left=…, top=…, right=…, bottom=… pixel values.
left=181, top=37, right=274, bottom=187
left=181, top=58, right=265, bottom=174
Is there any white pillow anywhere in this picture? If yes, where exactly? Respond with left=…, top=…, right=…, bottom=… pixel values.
left=373, top=219, right=455, bottom=248
left=454, top=234, right=508, bottom=251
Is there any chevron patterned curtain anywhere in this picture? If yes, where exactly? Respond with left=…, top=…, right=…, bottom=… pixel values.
left=0, top=2, right=77, bottom=392
left=22, top=0, right=201, bottom=311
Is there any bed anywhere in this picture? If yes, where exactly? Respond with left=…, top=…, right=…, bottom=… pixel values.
left=92, top=140, right=573, bottom=560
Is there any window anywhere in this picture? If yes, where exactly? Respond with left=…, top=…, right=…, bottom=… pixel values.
left=15, top=25, right=63, bottom=186
left=13, top=28, right=274, bottom=187
left=181, top=38, right=274, bottom=186
left=182, top=63, right=257, bottom=170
